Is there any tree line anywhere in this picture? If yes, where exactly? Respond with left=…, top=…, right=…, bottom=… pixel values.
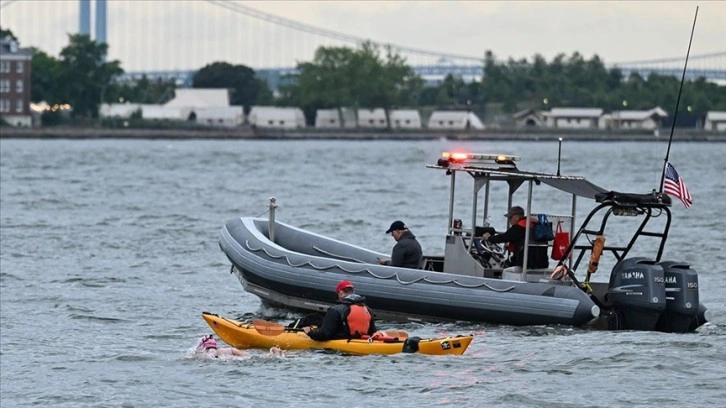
left=3, top=27, right=724, bottom=126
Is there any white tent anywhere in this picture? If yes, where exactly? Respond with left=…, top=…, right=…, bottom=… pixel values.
left=195, top=106, right=244, bottom=127
left=427, top=111, right=484, bottom=129
left=357, top=108, right=388, bottom=128
left=164, top=89, right=229, bottom=108
left=390, top=109, right=422, bottom=129
left=315, top=109, right=342, bottom=128
left=140, top=104, right=192, bottom=121
left=315, top=108, right=357, bottom=128
left=99, top=103, right=141, bottom=118
left=248, top=106, right=305, bottom=128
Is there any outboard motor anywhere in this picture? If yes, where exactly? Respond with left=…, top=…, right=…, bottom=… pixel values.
left=608, top=257, right=666, bottom=331
left=655, top=260, right=700, bottom=333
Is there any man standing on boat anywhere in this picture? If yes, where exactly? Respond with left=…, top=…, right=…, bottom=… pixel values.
left=303, top=280, right=377, bottom=341
left=379, top=220, right=423, bottom=269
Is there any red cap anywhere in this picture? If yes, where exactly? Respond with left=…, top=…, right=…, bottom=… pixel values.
left=336, top=280, right=354, bottom=292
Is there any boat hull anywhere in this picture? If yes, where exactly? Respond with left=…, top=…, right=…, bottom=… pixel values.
left=201, top=313, right=472, bottom=356
left=220, top=217, right=600, bottom=327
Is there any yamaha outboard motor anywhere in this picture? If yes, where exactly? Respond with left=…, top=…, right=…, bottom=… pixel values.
left=608, top=257, right=666, bottom=331
left=655, top=260, right=700, bottom=333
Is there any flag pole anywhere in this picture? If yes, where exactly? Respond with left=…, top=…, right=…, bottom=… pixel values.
left=660, top=6, right=699, bottom=194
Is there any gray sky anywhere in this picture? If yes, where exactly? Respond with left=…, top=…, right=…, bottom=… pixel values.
left=1, top=0, right=724, bottom=72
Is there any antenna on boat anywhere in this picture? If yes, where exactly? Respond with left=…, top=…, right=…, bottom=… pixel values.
left=556, top=137, right=563, bottom=176
left=659, top=6, right=699, bottom=194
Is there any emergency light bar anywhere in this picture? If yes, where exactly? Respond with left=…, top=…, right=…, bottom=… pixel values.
left=438, top=152, right=520, bottom=167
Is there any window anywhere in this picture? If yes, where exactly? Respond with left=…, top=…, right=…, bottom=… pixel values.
left=0, top=79, right=8, bottom=93
left=0, top=61, right=9, bottom=73
left=16, top=61, right=24, bottom=73
left=16, top=99, right=23, bottom=113
left=368, top=119, right=373, bottom=124
left=0, top=99, right=8, bottom=112
left=16, top=80, right=23, bottom=93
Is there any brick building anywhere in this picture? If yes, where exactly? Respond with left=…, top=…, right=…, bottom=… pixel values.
left=0, top=36, right=32, bottom=127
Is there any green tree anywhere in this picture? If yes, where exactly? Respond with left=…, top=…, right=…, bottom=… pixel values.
left=1, top=27, right=18, bottom=41
left=57, top=34, right=123, bottom=118
left=106, top=75, right=177, bottom=104
left=192, top=62, right=267, bottom=112
left=287, top=42, right=420, bottom=126
left=29, top=48, right=63, bottom=103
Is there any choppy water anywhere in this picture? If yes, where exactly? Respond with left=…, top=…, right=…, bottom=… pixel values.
left=1, top=138, right=725, bottom=408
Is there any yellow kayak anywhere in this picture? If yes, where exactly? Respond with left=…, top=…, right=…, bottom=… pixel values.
left=201, top=312, right=473, bottom=356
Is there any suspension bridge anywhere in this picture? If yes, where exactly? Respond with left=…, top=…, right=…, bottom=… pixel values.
left=2, top=0, right=725, bottom=89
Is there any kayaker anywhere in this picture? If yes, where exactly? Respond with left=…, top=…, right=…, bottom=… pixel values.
left=378, top=220, right=423, bottom=268
left=303, top=280, right=378, bottom=341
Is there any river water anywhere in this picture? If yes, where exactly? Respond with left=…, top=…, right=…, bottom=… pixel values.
left=1, top=138, right=724, bottom=407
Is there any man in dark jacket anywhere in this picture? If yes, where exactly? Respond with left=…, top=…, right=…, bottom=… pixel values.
left=303, top=280, right=377, bottom=341
left=481, top=206, right=548, bottom=268
left=378, top=220, right=423, bottom=269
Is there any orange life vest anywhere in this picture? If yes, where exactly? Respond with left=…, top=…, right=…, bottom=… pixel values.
left=506, top=218, right=531, bottom=253
left=346, top=304, right=372, bottom=337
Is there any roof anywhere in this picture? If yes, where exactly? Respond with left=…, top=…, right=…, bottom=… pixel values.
left=512, top=109, right=543, bottom=120
left=357, top=108, right=386, bottom=118
left=195, top=106, right=244, bottom=119
left=429, top=110, right=471, bottom=120
left=550, top=108, right=603, bottom=118
left=0, top=38, right=33, bottom=59
left=611, top=107, right=668, bottom=121
left=705, top=111, right=726, bottom=121
left=389, top=110, right=421, bottom=119
left=164, top=89, right=229, bottom=108
left=249, top=106, right=304, bottom=119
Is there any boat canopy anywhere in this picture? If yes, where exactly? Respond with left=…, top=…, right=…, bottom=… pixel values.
left=428, top=161, right=609, bottom=200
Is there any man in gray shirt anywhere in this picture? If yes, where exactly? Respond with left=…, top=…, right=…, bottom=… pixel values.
left=378, top=220, right=423, bottom=269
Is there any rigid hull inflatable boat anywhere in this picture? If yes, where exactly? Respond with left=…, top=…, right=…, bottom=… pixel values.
left=219, top=151, right=708, bottom=332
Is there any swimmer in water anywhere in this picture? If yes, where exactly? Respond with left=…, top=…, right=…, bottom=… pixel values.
left=196, top=335, right=284, bottom=358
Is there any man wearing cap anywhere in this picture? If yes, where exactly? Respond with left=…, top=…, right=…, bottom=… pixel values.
left=303, top=280, right=377, bottom=341
left=378, top=220, right=423, bottom=269
left=481, top=206, right=545, bottom=268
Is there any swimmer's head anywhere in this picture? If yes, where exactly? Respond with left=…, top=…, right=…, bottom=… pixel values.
left=198, top=334, right=218, bottom=350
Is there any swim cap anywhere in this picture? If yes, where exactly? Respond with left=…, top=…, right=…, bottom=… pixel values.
left=200, top=335, right=218, bottom=350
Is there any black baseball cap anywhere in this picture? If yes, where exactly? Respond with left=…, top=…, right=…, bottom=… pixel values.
left=385, top=220, right=407, bottom=234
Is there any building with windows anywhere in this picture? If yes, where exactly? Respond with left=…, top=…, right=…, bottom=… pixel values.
left=703, top=111, right=726, bottom=132
left=0, top=36, right=32, bottom=127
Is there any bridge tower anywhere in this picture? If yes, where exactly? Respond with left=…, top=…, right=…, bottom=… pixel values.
left=77, top=0, right=107, bottom=44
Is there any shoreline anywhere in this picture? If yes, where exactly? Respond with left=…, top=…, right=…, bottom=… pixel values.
left=1, top=126, right=724, bottom=141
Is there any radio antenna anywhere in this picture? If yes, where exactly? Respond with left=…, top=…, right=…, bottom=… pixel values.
left=660, top=6, right=698, bottom=194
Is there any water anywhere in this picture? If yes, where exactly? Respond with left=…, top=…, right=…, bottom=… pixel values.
left=1, top=138, right=725, bottom=407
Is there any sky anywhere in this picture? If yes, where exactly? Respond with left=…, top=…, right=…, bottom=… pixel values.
left=1, top=0, right=724, bottom=72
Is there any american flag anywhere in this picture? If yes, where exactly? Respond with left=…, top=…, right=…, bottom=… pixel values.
left=664, top=162, right=693, bottom=208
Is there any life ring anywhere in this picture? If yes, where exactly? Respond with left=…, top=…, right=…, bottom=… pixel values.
left=587, top=235, right=606, bottom=274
